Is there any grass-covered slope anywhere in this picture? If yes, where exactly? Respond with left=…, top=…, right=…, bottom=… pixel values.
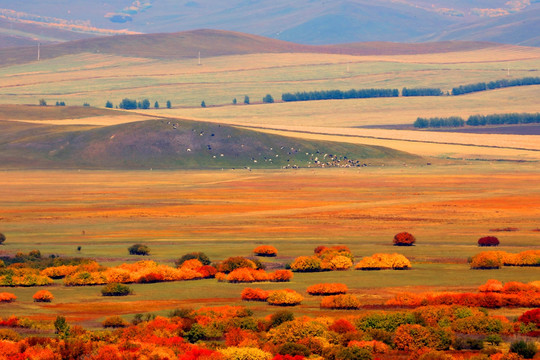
left=0, top=119, right=420, bottom=169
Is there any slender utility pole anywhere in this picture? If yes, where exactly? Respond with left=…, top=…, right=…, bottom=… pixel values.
left=37, top=42, right=40, bottom=61
left=198, top=51, right=201, bottom=65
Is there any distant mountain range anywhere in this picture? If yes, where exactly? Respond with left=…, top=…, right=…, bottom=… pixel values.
left=0, top=0, right=538, bottom=47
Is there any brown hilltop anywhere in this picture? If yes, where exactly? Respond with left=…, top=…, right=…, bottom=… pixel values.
left=0, top=28, right=499, bottom=66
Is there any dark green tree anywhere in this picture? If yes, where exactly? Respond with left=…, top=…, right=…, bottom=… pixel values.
left=166, top=100, right=172, bottom=109
left=244, top=95, right=250, bottom=104
left=39, top=99, right=47, bottom=106
left=175, top=252, right=211, bottom=267
left=154, top=101, right=159, bottom=109
left=263, top=94, right=274, bottom=103
left=233, top=98, right=237, bottom=105
left=119, top=98, right=137, bottom=110
left=128, top=244, right=150, bottom=255
left=201, top=100, right=206, bottom=108
left=54, top=316, right=70, bottom=338
left=105, top=100, right=113, bottom=108
left=139, top=99, right=150, bottom=109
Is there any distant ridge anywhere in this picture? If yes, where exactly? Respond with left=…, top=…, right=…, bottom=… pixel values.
left=0, top=29, right=498, bottom=67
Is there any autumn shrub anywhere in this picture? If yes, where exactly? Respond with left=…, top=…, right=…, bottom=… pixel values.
left=137, top=272, right=164, bottom=283
left=218, top=257, right=257, bottom=273
left=278, top=343, right=310, bottom=357
left=479, top=279, right=503, bottom=292
left=270, top=270, right=293, bottom=282
left=452, top=335, right=484, bottom=350
left=32, top=290, right=53, bottom=302
left=518, top=308, right=540, bottom=327
left=227, top=268, right=269, bottom=283
left=269, top=310, right=295, bottom=328
left=180, top=259, right=204, bottom=271
left=478, top=236, right=499, bottom=247
left=417, top=351, right=453, bottom=360
left=41, top=265, right=79, bottom=279
left=508, top=250, right=540, bottom=266
left=101, top=283, right=133, bottom=296
left=175, top=252, right=211, bottom=267
left=0, top=329, right=20, bottom=342
left=330, top=319, right=357, bottom=334
left=348, top=340, right=389, bottom=353
left=0, top=233, right=5, bottom=245
left=0, top=292, right=16, bottom=303
left=219, top=346, right=273, bottom=360
left=290, top=256, right=321, bottom=272
left=198, top=265, right=217, bottom=278
left=355, top=253, right=411, bottom=270
left=470, top=251, right=505, bottom=269
left=241, top=288, right=269, bottom=301
left=394, top=324, right=450, bottom=351
left=102, top=316, right=129, bottom=328
left=271, top=355, right=305, bottom=360
left=254, top=245, right=278, bottom=257
left=321, top=255, right=353, bottom=271
left=64, top=271, right=107, bottom=286
left=128, top=243, right=150, bottom=255
left=320, top=294, right=361, bottom=309
left=267, top=289, right=303, bottom=306
left=337, top=346, right=373, bottom=360
left=393, top=232, right=416, bottom=246
left=307, top=283, right=348, bottom=295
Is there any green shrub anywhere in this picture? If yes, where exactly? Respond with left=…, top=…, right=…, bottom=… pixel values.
left=101, top=283, right=133, bottom=296
left=510, top=340, right=537, bottom=359
left=102, top=316, right=129, bottom=328
left=270, top=310, right=294, bottom=328
left=337, top=346, right=373, bottom=360
left=176, top=252, right=211, bottom=267
left=128, top=244, right=150, bottom=255
left=278, top=342, right=310, bottom=356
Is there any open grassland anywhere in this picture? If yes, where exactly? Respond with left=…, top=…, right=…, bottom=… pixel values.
left=0, top=166, right=539, bottom=325
left=0, top=45, right=538, bottom=109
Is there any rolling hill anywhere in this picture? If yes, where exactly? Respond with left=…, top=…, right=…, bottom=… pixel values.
left=0, top=115, right=421, bottom=170
left=0, top=0, right=538, bottom=46
left=0, top=29, right=498, bottom=67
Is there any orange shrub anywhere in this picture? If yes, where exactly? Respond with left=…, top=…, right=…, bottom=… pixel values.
left=385, top=292, right=426, bottom=307
left=0, top=292, right=16, bottom=303
left=270, top=270, right=293, bottom=282
left=355, top=253, right=411, bottom=270
left=267, top=289, right=303, bottom=306
left=479, top=279, right=503, bottom=292
left=348, top=340, right=389, bottom=353
left=41, top=265, right=79, bottom=279
left=254, top=245, right=278, bottom=257
left=393, top=232, right=416, bottom=246
left=509, top=250, right=540, bottom=266
left=198, top=265, right=217, bottom=278
left=226, top=268, right=270, bottom=283
left=241, top=288, right=269, bottom=301
left=502, top=281, right=538, bottom=293
left=329, top=318, right=357, bottom=333
left=307, top=283, right=348, bottom=295
left=320, top=294, right=361, bottom=309
left=180, top=259, right=204, bottom=271
left=33, top=290, right=53, bottom=302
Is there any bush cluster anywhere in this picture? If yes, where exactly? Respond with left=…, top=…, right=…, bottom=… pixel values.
left=307, top=283, right=348, bottom=295
left=128, top=244, right=150, bottom=255
left=267, top=289, right=303, bottom=306
left=452, top=76, right=540, bottom=95
left=320, top=294, right=362, bottom=309
left=101, top=283, right=133, bottom=296
left=253, top=245, right=278, bottom=257
left=393, top=232, right=416, bottom=246
left=32, top=290, right=53, bottom=303
left=355, top=253, right=411, bottom=270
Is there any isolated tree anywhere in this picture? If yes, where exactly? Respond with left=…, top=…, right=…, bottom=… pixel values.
left=263, top=94, right=274, bottom=103
left=128, top=244, right=150, bottom=255
left=393, top=232, right=416, bottom=246
left=478, top=236, right=499, bottom=247
left=244, top=95, right=250, bottom=104
left=39, top=99, right=47, bottom=106
left=83, top=102, right=90, bottom=107
left=154, top=101, right=159, bottom=109
left=233, top=98, right=237, bottom=105
left=0, top=233, right=5, bottom=245
left=105, top=100, right=113, bottom=108
left=201, top=100, right=206, bottom=108
left=166, top=100, right=172, bottom=109
left=139, top=98, right=150, bottom=109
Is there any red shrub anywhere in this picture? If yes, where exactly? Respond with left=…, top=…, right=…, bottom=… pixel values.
left=329, top=318, right=357, bottom=333
left=479, top=279, right=503, bottom=292
left=241, top=288, right=269, bottom=301
left=502, top=281, right=536, bottom=293
left=137, top=272, right=164, bottom=283
left=478, top=236, right=499, bottom=247
left=393, top=232, right=416, bottom=246
left=272, top=355, right=305, bottom=360
left=518, top=308, right=540, bottom=326
left=198, top=265, right=217, bottom=278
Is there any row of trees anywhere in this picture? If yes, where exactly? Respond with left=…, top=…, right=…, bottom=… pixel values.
left=111, top=99, right=172, bottom=110
left=452, top=76, right=540, bottom=95
left=414, top=112, right=540, bottom=128
left=401, top=87, right=443, bottom=96
left=281, top=88, right=399, bottom=102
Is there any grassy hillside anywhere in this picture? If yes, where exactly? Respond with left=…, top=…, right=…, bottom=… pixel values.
left=0, top=118, right=420, bottom=170
left=0, top=29, right=498, bottom=67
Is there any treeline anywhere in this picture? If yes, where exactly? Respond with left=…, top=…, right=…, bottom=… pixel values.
left=402, top=87, right=443, bottom=96
left=414, top=113, right=540, bottom=128
left=281, top=88, right=399, bottom=102
left=452, top=77, right=540, bottom=96
left=114, top=98, right=172, bottom=110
